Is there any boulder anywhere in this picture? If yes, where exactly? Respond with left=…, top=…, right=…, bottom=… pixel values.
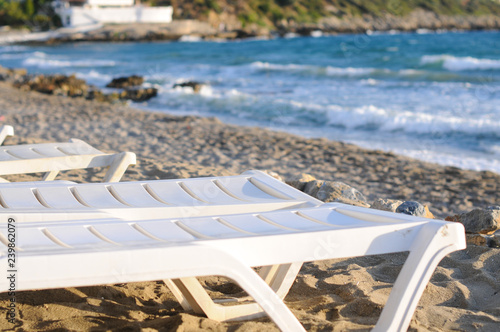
left=0, top=66, right=27, bottom=81
left=106, top=75, right=144, bottom=88
left=173, top=81, right=205, bottom=93
left=286, top=173, right=316, bottom=191
left=302, top=180, right=323, bottom=198
left=316, top=181, right=369, bottom=207
left=445, top=206, right=500, bottom=234
left=371, top=198, right=403, bottom=213
left=490, top=234, right=500, bottom=248
left=466, top=234, right=488, bottom=247
left=119, top=88, right=158, bottom=102
left=86, top=90, right=120, bottom=103
left=14, top=74, right=88, bottom=97
left=396, top=201, right=434, bottom=218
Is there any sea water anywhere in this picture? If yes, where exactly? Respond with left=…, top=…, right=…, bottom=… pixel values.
left=1, top=31, right=499, bottom=173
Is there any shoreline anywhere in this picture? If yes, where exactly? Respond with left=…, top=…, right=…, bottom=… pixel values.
left=1, top=63, right=499, bottom=180
left=1, top=10, right=499, bottom=44
left=0, top=82, right=499, bottom=331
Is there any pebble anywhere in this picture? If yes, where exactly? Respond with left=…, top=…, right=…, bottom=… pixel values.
left=396, top=201, right=434, bottom=218
left=370, top=198, right=403, bottom=212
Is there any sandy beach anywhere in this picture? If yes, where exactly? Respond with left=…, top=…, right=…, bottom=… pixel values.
left=0, top=82, right=498, bottom=331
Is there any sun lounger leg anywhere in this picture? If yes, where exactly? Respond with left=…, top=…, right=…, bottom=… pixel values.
left=259, top=262, right=303, bottom=298
left=164, top=245, right=306, bottom=331
left=43, top=170, right=59, bottom=181
left=165, top=262, right=303, bottom=321
left=103, top=152, right=136, bottom=182
left=0, top=125, right=14, bottom=145
left=372, top=223, right=466, bottom=332
left=167, top=277, right=266, bottom=321
left=221, top=260, right=306, bottom=331
left=163, top=278, right=193, bottom=311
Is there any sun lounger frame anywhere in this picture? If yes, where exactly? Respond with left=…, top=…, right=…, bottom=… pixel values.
left=0, top=125, right=136, bottom=182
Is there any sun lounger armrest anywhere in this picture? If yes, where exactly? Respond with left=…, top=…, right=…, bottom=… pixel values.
left=0, top=125, right=14, bottom=145
left=103, top=151, right=137, bottom=182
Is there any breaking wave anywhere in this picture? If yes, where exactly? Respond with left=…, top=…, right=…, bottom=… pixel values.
left=421, top=55, right=500, bottom=71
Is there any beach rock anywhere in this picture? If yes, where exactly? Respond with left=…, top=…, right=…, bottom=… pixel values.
left=262, top=170, right=283, bottom=182
left=490, top=235, right=500, bottom=248
left=286, top=173, right=316, bottom=191
left=302, top=180, right=324, bottom=197
left=466, top=234, right=488, bottom=247
left=316, top=181, right=369, bottom=207
left=445, top=206, right=500, bottom=234
left=106, top=75, right=144, bottom=88
left=396, top=201, right=434, bottom=218
left=86, top=90, right=120, bottom=103
left=173, top=81, right=205, bottom=93
left=0, top=66, right=27, bottom=81
left=371, top=198, right=403, bottom=213
left=297, top=173, right=316, bottom=182
left=119, top=88, right=158, bottom=102
left=14, top=74, right=88, bottom=98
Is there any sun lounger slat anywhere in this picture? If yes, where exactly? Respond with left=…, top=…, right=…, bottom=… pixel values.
left=212, top=177, right=286, bottom=202
left=296, top=208, right=388, bottom=227
left=0, top=146, right=51, bottom=159
left=36, top=186, right=87, bottom=209
left=72, top=185, right=129, bottom=208
left=0, top=149, right=19, bottom=161
left=178, top=217, right=250, bottom=238
left=0, top=227, right=63, bottom=250
left=90, top=223, right=159, bottom=244
left=219, top=214, right=295, bottom=234
left=179, top=179, right=244, bottom=204
left=0, top=187, right=46, bottom=209
left=135, top=221, right=197, bottom=242
left=259, top=210, right=335, bottom=231
left=106, top=183, right=168, bottom=207
left=146, top=181, right=208, bottom=205
left=45, top=225, right=112, bottom=248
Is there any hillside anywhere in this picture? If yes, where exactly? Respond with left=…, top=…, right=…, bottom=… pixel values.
left=164, top=0, right=500, bottom=31
left=2, top=0, right=500, bottom=37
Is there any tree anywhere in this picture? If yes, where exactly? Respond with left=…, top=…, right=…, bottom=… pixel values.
left=24, top=0, right=35, bottom=17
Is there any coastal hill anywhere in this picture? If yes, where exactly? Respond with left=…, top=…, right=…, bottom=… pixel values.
left=2, top=0, right=500, bottom=39
left=169, top=0, right=500, bottom=29
left=167, top=0, right=500, bottom=35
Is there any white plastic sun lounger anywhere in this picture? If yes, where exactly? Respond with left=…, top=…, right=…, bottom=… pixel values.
left=0, top=125, right=136, bottom=182
left=0, top=171, right=466, bottom=332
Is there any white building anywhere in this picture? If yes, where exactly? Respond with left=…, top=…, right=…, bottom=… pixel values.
left=53, top=0, right=173, bottom=27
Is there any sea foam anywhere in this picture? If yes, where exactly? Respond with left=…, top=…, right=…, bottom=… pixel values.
left=23, top=52, right=116, bottom=68
left=251, top=61, right=377, bottom=77
left=325, top=104, right=500, bottom=136
left=421, top=55, right=500, bottom=71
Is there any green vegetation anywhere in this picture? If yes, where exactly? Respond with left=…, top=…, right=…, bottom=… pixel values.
left=0, top=0, right=61, bottom=30
left=167, top=0, right=500, bottom=28
left=1, top=0, right=500, bottom=31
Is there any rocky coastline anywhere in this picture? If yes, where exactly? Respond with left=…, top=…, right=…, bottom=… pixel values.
left=0, top=66, right=159, bottom=103
left=14, top=10, right=500, bottom=45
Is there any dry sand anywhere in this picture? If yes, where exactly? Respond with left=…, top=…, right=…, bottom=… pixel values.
left=0, top=82, right=498, bottom=331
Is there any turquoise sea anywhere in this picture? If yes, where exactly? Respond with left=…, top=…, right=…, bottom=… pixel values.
left=1, top=30, right=499, bottom=173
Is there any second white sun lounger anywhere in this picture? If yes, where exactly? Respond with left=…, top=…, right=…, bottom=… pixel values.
left=0, top=125, right=136, bottom=182
left=0, top=171, right=466, bottom=331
